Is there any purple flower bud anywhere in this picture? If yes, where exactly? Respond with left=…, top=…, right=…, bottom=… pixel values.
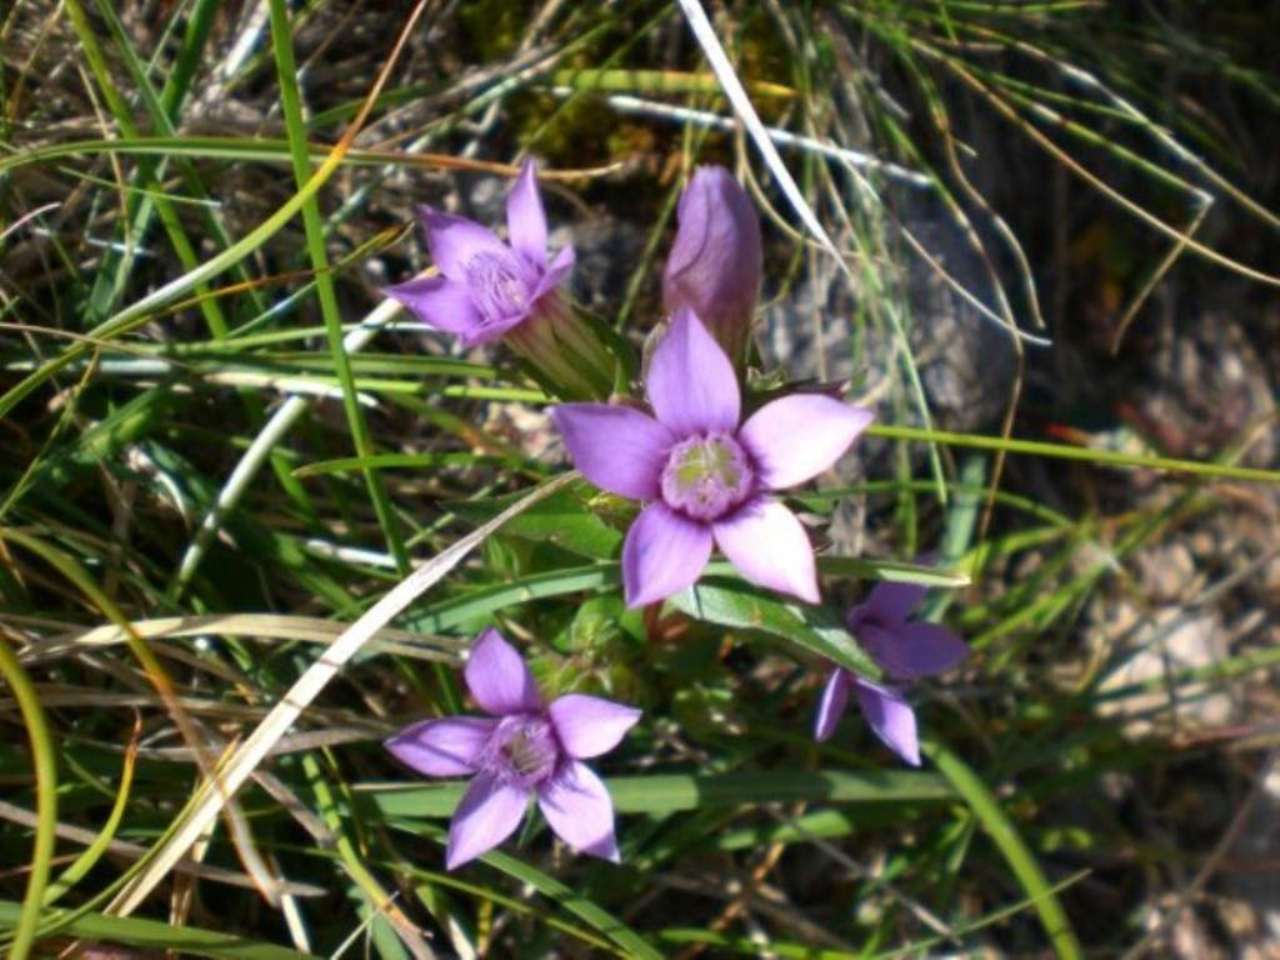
left=813, top=582, right=969, bottom=766
left=386, top=629, right=641, bottom=869
left=662, top=166, right=763, bottom=364
left=551, top=309, right=873, bottom=608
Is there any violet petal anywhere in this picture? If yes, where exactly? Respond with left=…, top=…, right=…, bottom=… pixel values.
left=739, top=394, right=874, bottom=491
left=533, top=243, right=575, bottom=301
left=465, top=628, right=541, bottom=717
left=857, top=581, right=927, bottom=629
left=854, top=680, right=920, bottom=766
left=884, top=622, right=969, bottom=681
left=550, top=404, right=672, bottom=501
left=813, top=669, right=852, bottom=742
left=622, top=502, right=713, bottom=608
left=505, top=159, right=547, bottom=269
left=384, top=716, right=497, bottom=778
left=419, top=208, right=510, bottom=282
left=383, top=276, right=485, bottom=342
left=548, top=694, right=641, bottom=759
left=445, top=771, right=529, bottom=869
left=536, top=760, right=620, bottom=862
left=645, top=308, right=740, bottom=436
left=712, top=498, right=819, bottom=603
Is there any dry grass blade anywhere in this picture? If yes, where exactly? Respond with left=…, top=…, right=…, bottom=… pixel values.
left=0, top=800, right=325, bottom=898
left=105, top=472, right=577, bottom=917
left=19, top=613, right=464, bottom=663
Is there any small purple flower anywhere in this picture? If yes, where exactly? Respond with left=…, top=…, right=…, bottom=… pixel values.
left=552, top=309, right=873, bottom=608
left=386, top=628, right=641, bottom=869
left=385, top=159, right=574, bottom=348
left=813, top=582, right=969, bottom=765
left=663, top=166, right=762, bottom=364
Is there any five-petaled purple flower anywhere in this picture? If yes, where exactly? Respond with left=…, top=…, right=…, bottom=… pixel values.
left=552, top=309, right=873, bottom=608
left=386, top=628, right=641, bottom=869
left=813, top=581, right=969, bottom=765
left=385, top=159, right=574, bottom=348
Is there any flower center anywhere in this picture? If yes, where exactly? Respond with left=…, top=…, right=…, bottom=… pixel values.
left=465, top=252, right=532, bottom=323
left=483, top=715, right=558, bottom=787
left=660, top=432, right=755, bottom=521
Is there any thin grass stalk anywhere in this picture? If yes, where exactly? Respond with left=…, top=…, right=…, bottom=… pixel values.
left=866, top=423, right=1280, bottom=484
left=924, top=740, right=1083, bottom=959
left=267, top=0, right=409, bottom=574
left=0, top=639, right=57, bottom=960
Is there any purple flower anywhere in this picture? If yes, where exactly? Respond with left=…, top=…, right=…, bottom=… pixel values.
left=385, top=160, right=614, bottom=398
left=663, top=166, right=762, bottom=364
left=813, top=582, right=969, bottom=765
left=385, top=159, right=574, bottom=348
left=551, top=309, right=874, bottom=608
left=386, top=628, right=641, bottom=869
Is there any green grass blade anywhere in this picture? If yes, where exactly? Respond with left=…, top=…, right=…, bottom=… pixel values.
left=868, top=423, right=1280, bottom=484
left=923, top=739, right=1082, bottom=960
left=268, top=0, right=408, bottom=574
left=0, top=642, right=58, bottom=960
left=41, top=729, right=137, bottom=907
left=0, top=900, right=318, bottom=960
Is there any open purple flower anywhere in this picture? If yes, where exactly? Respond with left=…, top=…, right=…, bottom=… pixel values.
left=663, top=166, right=762, bottom=364
left=813, top=581, right=969, bottom=765
left=386, top=629, right=641, bottom=869
left=385, top=159, right=573, bottom=348
left=386, top=159, right=612, bottom=398
left=552, top=309, right=873, bottom=608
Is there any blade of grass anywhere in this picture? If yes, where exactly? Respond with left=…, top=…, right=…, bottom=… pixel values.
left=41, top=717, right=139, bottom=907
left=21, top=613, right=465, bottom=664
left=867, top=423, right=1280, bottom=484
left=0, top=527, right=282, bottom=903
left=923, top=739, right=1082, bottom=960
left=0, top=639, right=57, bottom=960
left=300, top=753, right=433, bottom=960
left=63, top=0, right=231, bottom=339
left=268, top=0, right=408, bottom=574
left=0, top=900, right=318, bottom=960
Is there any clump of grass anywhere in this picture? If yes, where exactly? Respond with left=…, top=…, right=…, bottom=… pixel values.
left=2, top=1, right=1279, bottom=958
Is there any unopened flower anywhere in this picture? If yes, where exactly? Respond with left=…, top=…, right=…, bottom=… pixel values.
left=663, top=166, right=762, bottom=365
left=386, top=159, right=613, bottom=398
left=552, top=309, right=873, bottom=608
left=813, top=582, right=969, bottom=765
left=386, top=629, right=641, bottom=869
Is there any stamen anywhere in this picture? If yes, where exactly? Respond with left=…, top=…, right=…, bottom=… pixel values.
left=465, top=252, right=532, bottom=323
left=660, top=433, right=755, bottom=521
left=482, top=715, right=558, bottom=787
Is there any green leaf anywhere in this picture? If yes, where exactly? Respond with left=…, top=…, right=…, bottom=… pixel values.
left=448, top=482, right=625, bottom=560
left=369, top=768, right=951, bottom=818
left=671, top=578, right=882, bottom=677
